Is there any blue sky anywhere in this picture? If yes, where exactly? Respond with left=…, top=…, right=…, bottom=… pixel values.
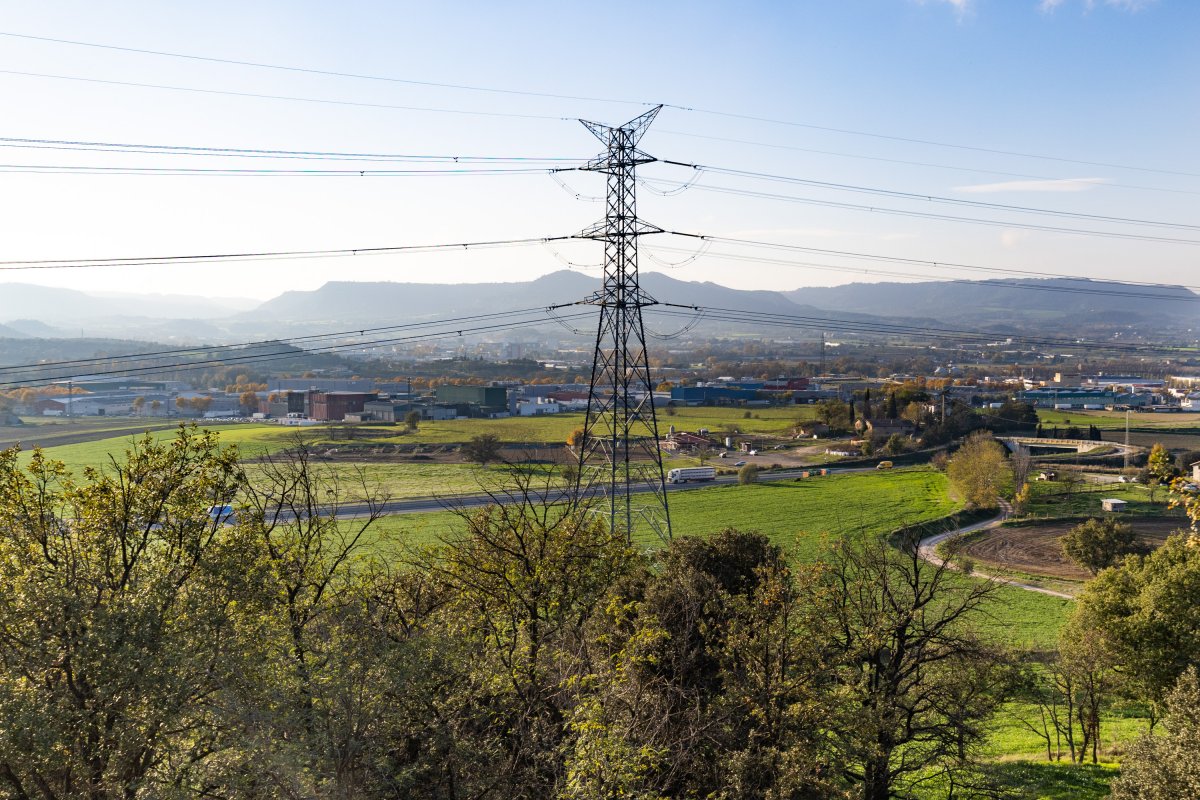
left=0, top=0, right=1194, bottom=299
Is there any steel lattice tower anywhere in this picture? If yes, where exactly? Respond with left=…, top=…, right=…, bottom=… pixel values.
left=573, top=105, right=671, bottom=543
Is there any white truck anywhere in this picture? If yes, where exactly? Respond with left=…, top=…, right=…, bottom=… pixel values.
left=667, top=466, right=717, bottom=484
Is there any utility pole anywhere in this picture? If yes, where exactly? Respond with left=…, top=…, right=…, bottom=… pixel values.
left=67, top=378, right=73, bottom=418
left=573, top=105, right=671, bottom=543
left=819, top=331, right=826, bottom=375
left=1124, top=407, right=1130, bottom=471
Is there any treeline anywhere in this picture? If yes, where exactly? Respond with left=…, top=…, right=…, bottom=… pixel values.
left=0, top=428, right=1196, bottom=798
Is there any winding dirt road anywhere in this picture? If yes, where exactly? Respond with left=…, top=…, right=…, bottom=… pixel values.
left=916, top=499, right=1075, bottom=600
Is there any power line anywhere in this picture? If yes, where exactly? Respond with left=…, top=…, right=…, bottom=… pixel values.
left=650, top=182, right=1200, bottom=247
left=663, top=107, right=1200, bottom=180
left=662, top=161, right=1200, bottom=232
left=644, top=244, right=1197, bottom=302
left=0, top=163, right=561, bottom=177
left=3, top=30, right=1192, bottom=179
left=0, top=307, right=554, bottom=375
left=0, top=310, right=593, bottom=389
left=0, top=235, right=572, bottom=271
left=648, top=306, right=1195, bottom=356
left=654, top=129, right=1200, bottom=198
left=0, top=31, right=653, bottom=108
left=663, top=232, right=1200, bottom=295
left=0, top=135, right=581, bottom=164
left=0, top=69, right=571, bottom=122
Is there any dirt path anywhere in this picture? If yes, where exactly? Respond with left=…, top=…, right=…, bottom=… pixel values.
left=917, top=499, right=1076, bottom=600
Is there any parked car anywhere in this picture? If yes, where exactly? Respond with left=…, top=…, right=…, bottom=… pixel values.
left=876, top=460, right=894, bottom=470
left=734, top=460, right=747, bottom=467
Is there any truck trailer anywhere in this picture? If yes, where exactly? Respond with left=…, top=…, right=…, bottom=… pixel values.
left=667, top=466, right=717, bottom=484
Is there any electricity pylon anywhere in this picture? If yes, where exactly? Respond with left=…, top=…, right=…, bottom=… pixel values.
left=573, top=105, right=672, bottom=543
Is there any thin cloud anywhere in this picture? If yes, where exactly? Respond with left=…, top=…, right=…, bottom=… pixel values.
left=1052, top=0, right=1157, bottom=11
left=954, top=177, right=1108, bottom=193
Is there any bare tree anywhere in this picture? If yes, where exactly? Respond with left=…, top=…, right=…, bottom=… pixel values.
left=806, top=532, right=1010, bottom=800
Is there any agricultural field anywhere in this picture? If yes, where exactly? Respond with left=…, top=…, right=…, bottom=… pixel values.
left=1036, top=408, right=1200, bottom=451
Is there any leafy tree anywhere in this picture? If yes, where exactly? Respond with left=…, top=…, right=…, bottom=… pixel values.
left=239, top=389, right=259, bottom=413
left=1174, top=449, right=1200, bottom=474
left=883, top=433, right=907, bottom=456
left=1147, top=442, right=1175, bottom=482
left=738, top=463, right=759, bottom=484
left=404, top=409, right=421, bottom=430
left=815, top=399, right=852, bottom=432
left=131, top=394, right=146, bottom=414
left=0, top=427, right=262, bottom=795
left=946, top=431, right=1013, bottom=508
left=566, top=425, right=585, bottom=448
left=1060, top=517, right=1137, bottom=576
left=417, top=477, right=635, bottom=798
left=1111, top=667, right=1200, bottom=799
left=564, top=530, right=840, bottom=799
left=232, top=442, right=395, bottom=793
left=461, top=432, right=503, bottom=465
left=1068, top=533, right=1200, bottom=722
left=885, top=391, right=899, bottom=419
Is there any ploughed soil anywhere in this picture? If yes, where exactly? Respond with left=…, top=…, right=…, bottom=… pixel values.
left=961, top=517, right=1187, bottom=581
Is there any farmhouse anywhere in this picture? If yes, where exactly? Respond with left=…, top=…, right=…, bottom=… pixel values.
left=1101, top=498, right=1127, bottom=513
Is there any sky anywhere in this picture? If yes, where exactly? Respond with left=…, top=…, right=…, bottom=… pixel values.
left=0, top=0, right=1196, bottom=301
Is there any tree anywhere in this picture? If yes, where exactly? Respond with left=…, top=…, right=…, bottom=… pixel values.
left=566, top=425, right=585, bottom=448
left=1147, top=442, right=1175, bottom=483
left=150, top=399, right=161, bottom=413
left=738, top=463, right=759, bottom=484
left=1068, top=533, right=1200, bottom=722
left=233, top=440, right=396, bottom=793
left=883, top=433, right=907, bottom=456
left=1060, top=517, right=1137, bottom=576
left=563, top=530, right=839, bottom=799
left=239, top=389, right=259, bottom=413
left=404, top=409, right=421, bottom=430
left=461, top=433, right=503, bottom=465
left=131, top=394, right=146, bottom=414
left=946, top=431, right=1012, bottom=508
left=1111, top=667, right=1200, bottom=799
left=418, top=476, right=635, bottom=798
left=815, top=399, right=852, bottom=432
left=0, top=427, right=262, bottom=795
left=804, top=534, right=1009, bottom=799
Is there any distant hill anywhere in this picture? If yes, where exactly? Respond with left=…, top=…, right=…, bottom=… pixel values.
left=0, top=283, right=257, bottom=324
left=248, top=270, right=812, bottom=324
left=786, top=278, right=1199, bottom=325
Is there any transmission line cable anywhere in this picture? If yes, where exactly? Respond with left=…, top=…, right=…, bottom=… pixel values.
left=646, top=244, right=1197, bottom=302
left=647, top=182, right=1200, bottom=246
left=661, top=161, right=1200, bottom=231
left=0, top=307, right=554, bottom=375
left=661, top=232, right=1200, bottom=294
left=0, top=69, right=572, bottom=122
left=0, top=135, right=581, bottom=164
left=0, top=310, right=592, bottom=388
left=4, top=29, right=1192, bottom=178
left=0, top=235, right=573, bottom=271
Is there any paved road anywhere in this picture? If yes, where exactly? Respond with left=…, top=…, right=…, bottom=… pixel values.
left=916, top=499, right=1075, bottom=600
left=338, top=465, right=876, bottom=518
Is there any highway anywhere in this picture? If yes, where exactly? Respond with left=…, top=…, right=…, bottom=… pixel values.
left=334, top=466, right=872, bottom=518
